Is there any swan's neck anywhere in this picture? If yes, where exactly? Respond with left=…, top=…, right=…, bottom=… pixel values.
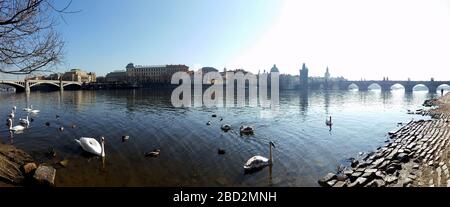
left=101, top=141, right=105, bottom=157
left=269, top=144, right=273, bottom=165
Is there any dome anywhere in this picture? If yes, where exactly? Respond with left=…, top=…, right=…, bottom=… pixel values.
left=270, top=64, right=279, bottom=73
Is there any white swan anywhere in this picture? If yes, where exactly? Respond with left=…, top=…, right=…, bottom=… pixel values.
left=244, top=141, right=275, bottom=171
left=326, top=116, right=332, bottom=126
left=9, top=110, right=14, bottom=118
left=23, top=105, right=32, bottom=112
left=30, top=106, right=40, bottom=114
left=19, top=116, right=29, bottom=125
left=12, top=106, right=16, bottom=112
left=8, top=118, right=25, bottom=131
left=75, top=137, right=105, bottom=157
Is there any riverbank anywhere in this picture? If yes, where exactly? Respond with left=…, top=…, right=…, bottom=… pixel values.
left=319, top=93, right=450, bottom=187
left=0, top=144, right=56, bottom=186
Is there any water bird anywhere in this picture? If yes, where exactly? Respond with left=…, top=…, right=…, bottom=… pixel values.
left=218, top=148, right=226, bottom=155
left=9, top=110, right=14, bottom=118
left=220, top=118, right=223, bottom=121
left=212, top=114, right=217, bottom=118
left=19, top=116, right=30, bottom=125
left=45, top=122, right=50, bottom=126
left=75, top=137, right=105, bottom=157
left=8, top=118, right=25, bottom=131
left=23, top=105, right=32, bottom=112
left=30, top=108, right=40, bottom=114
left=145, top=149, right=160, bottom=157
left=12, top=106, right=16, bottom=112
left=221, top=124, right=231, bottom=132
left=59, top=126, right=64, bottom=131
left=47, top=147, right=57, bottom=158
left=206, top=121, right=211, bottom=125
left=325, top=116, right=332, bottom=126
left=71, top=124, right=76, bottom=128
left=56, top=114, right=60, bottom=119
left=243, top=141, right=275, bottom=171
left=30, top=117, right=34, bottom=122
left=122, top=135, right=130, bottom=142
left=240, top=125, right=254, bottom=134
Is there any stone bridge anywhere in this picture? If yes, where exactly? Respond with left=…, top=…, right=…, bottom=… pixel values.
left=337, top=80, right=450, bottom=92
left=0, top=79, right=82, bottom=92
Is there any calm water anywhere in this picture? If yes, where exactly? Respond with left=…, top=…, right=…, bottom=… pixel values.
left=0, top=89, right=440, bottom=186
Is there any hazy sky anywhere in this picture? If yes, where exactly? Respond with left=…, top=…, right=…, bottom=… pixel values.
left=51, top=0, right=450, bottom=80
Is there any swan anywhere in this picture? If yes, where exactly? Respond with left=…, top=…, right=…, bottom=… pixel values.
left=23, top=105, right=32, bottom=112
left=8, top=118, right=25, bottom=131
left=326, top=116, right=332, bottom=126
left=75, top=137, right=105, bottom=157
left=19, top=116, right=29, bottom=125
left=30, top=108, right=40, bottom=113
left=244, top=141, right=275, bottom=171
left=9, top=110, right=14, bottom=118
left=145, top=149, right=160, bottom=157
left=12, top=106, right=16, bottom=112
left=240, top=125, right=254, bottom=134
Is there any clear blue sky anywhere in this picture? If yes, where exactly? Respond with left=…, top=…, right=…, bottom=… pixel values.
left=48, top=0, right=450, bottom=81
left=55, top=0, right=282, bottom=76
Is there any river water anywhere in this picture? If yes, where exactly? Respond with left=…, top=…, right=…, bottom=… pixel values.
left=0, top=89, right=442, bottom=186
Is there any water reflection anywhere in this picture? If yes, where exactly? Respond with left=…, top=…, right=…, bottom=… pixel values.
left=0, top=89, right=438, bottom=186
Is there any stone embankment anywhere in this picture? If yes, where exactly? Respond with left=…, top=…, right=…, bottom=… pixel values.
left=0, top=144, right=56, bottom=186
left=319, top=95, right=450, bottom=187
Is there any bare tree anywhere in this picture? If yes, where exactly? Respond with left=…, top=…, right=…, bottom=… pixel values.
left=0, top=0, right=74, bottom=75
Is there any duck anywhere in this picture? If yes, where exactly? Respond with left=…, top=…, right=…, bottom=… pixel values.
left=206, top=121, right=211, bottom=125
left=145, top=149, right=160, bottom=157
left=212, top=114, right=217, bottom=118
left=220, top=118, right=223, bottom=121
left=59, top=126, right=64, bottom=131
left=243, top=141, right=275, bottom=171
left=19, top=116, right=30, bottom=125
left=45, top=122, right=50, bottom=126
left=325, top=116, right=332, bottom=126
left=8, top=118, right=25, bottom=131
left=56, top=114, right=60, bottom=119
left=221, top=124, right=231, bottom=132
left=122, top=135, right=130, bottom=142
left=240, top=125, right=254, bottom=134
left=75, top=137, right=105, bottom=157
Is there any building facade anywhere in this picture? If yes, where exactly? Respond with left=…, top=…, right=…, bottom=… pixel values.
left=126, top=63, right=189, bottom=84
left=105, top=70, right=127, bottom=83
left=61, top=69, right=96, bottom=83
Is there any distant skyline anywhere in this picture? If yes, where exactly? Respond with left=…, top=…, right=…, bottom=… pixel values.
left=5, top=0, right=450, bottom=81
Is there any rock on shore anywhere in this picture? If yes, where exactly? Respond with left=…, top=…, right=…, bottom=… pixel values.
left=0, top=144, right=57, bottom=186
left=0, top=144, right=34, bottom=184
left=319, top=95, right=450, bottom=187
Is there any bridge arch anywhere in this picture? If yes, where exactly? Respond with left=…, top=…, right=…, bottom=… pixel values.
left=348, top=83, right=359, bottom=91
left=390, top=83, right=405, bottom=91
left=63, top=82, right=82, bottom=90
left=436, top=84, right=450, bottom=93
left=368, top=83, right=381, bottom=91
left=412, top=84, right=429, bottom=92
left=29, top=82, right=60, bottom=89
left=0, top=82, right=25, bottom=89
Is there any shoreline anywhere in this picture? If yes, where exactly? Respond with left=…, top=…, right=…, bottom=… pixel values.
left=319, top=93, right=450, bottom=187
